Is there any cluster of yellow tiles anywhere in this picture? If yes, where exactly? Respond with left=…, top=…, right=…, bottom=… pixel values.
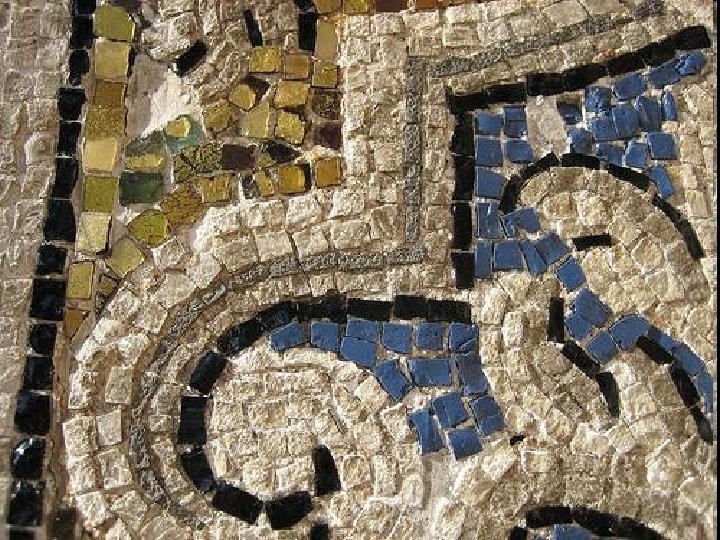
left=66, top=5, right=137, bottom=335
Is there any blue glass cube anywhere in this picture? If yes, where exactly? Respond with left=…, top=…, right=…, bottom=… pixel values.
left=612, top=103, right=639, bottom=139
left=608, top=314, right=649, bottom=351
left=676, top=51, right=706, bottom=77
left=431, top=392, right=469, bottom=428
left=455, top=353, right=489, bottom=396
left=647, top=132, right=677, bottom=159
left=565, top=312, right=593, bottom=341
left=311, top=321, right=340, bottom=352
left=535, top=232, right=569, bottom=265
left=587, top=116, right=618, bottom=142
left=449, top=323, right=478, bottom=353
left=597, top=143, right=624, bottom=165
left=475, top=168, right=506, bottom=199
left=646, top=164, right=675, bottom=199
left=520, top=240, right=548, bottom=277
left=270, top=322, right=307, bottom=352
left=586, top=331, right=619, bottom=364
left=648, top=60, right=680, bottom=88
left=569, top=127, right=594, bottom=154
left=584, top=86, right=612, bottom=114
left=624, top=141, right=648, bottom=169
left=340, top=337, right=377, bottom=368
left=476, top=201, right=505, bottom=239
left=448, top=428, right=482, bottom=459
left=475, top=137, right=503, bottom=167
left=475, top=242, right=492, bottom=279
left=635, top=96, right=661, bottom=131
left=408, top=358, right=452, bottom=386
left=382, top=322, right=412, bottom=354
left=416, top=322, right=445, bottom=350
left=504, top=139, right=534, bottom=163
left=612, top=73, right=647, bottom=100
left=572, top=288, right=611, bottom=327
left=475, top=112, right=503, bottom=135
left=503, top=106, right=527, bottom=138
left=493, top=240, right=524, bottom=271
left=408, top=410, right=444, bottom=454
left=345, top=318, right=380, bottom=342
left=374, top=361, right=412, bottom=401
left=555, top=257, right=586, bottom=292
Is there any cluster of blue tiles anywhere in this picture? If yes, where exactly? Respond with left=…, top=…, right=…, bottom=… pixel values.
left=475, top=106, right=535, bottom=167
left=270, top=318, right=504, bottom=459
left=561, top=50, right=707, bottom=200
left=564, top=288, right=712, bottom=415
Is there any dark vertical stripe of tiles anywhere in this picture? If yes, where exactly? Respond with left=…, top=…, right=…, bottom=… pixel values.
left=7, top=1, right=94, bottom=532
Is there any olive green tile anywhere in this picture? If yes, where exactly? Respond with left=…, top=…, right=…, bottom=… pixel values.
left=94, top=41, right=131, bottom=80
left=255, top=170, right=276, bottom=197
left=197, top=174, right=233, bottom=203
left=274, top=81, right=310, bottom=109
left=119, top=171, right=164, bottom=205
left=64, top=309, right=88, bottom=338
left=93, top=80, right=126, bottom=107
left=316, top=0, right=342, bottom=13
left=160, top=184, right=204, bottom=226
left=85, top=105, right=126, bottom=140
left=277, top=164, right=309, bottom=194
left=127, top=209, right=169, bottom=248
left=76, top=212, right=111, bottom=254
left=204, top=99, right=235, bottom=132
left=96, top=273, right=119, bottom=297
left=312, top=61, right=339, bottom=88
left=94, top=5, right=136, bottom=42
left=275, top=111, right=305, bottom=145
left=284, top=54, right=312, bottom=79
left=83, top=175, right=118, bottom=213
left=249, top=46, right=282, bottom=73
left=83, top=138, right=120, bottom=173
left=106, top=237, right=145, bottom=277
left=314, top=156, right=342, bottom=188
left=242, top=99, right=272, bottom=139
left=67, top=261, right=95, bottom=300
left=315, top=20, right=338, bottom=60
left=178, top=143, right=222, bottom=174
left=125, top=153, right=166, bottom=172
left=126, top=130, right=165, bottom=156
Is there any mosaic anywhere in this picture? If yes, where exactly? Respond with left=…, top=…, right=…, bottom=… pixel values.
left=0, top=0, right=716, bottom=539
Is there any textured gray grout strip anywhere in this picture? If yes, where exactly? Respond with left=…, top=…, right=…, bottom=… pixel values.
left=127, top=0, right=670, bottom=524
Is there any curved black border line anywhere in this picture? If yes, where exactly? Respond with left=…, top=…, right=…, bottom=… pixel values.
left=511, top=505, right=664, bottom=539
left=174, top=293, right=470, bottom=527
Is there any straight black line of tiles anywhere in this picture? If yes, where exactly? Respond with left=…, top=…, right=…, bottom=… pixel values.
left=392, top=294, right=428, bottom=320
left=243, top=9, right=263, bottom=47
left=452, top=155, right=475, bottom=201
left=448, top=26, right=711, bottom=108
left=298, top=11, right=319, bottom=52
left=547, top=298, right=565, bottom=343
left=451, top=251, right=475, bottom=290
left=572, top=234, right=613, bottom=250
left=346, top=298, right=393, bottom=321
left=427, top=299, right=471, bottom=324
left=297, top=293, right=347, bottom=324
left=450, top=202, right=472, bottom=250
left=449, top=113, right=474, bottom=157
left=560, top=152, right=600, bottom=169
left=594, top=372, right=620, bottom=417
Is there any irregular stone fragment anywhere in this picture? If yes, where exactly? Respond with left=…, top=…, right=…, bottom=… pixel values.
left=76, top=212, right=111, bottom=254
left=125, top=153, right=166, bottom=172
left=106, top=237, right=145, bottom=278
left=312, top=91, right=341, bottom=119
left=67, top=262, right=95, bottom=300
left=127, top=210, right=169, bottom=247
left=164, top=116, right=192, bottom=139
left=161, top=184, right=205, bottom=226
left=229, top=83, right=256, bottom=110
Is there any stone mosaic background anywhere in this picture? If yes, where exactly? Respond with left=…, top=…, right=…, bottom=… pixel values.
left=0, top=0, right=716, bottom=539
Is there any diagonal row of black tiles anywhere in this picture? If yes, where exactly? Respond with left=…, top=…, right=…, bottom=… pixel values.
left=6, top=0, right=138, bottom=536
